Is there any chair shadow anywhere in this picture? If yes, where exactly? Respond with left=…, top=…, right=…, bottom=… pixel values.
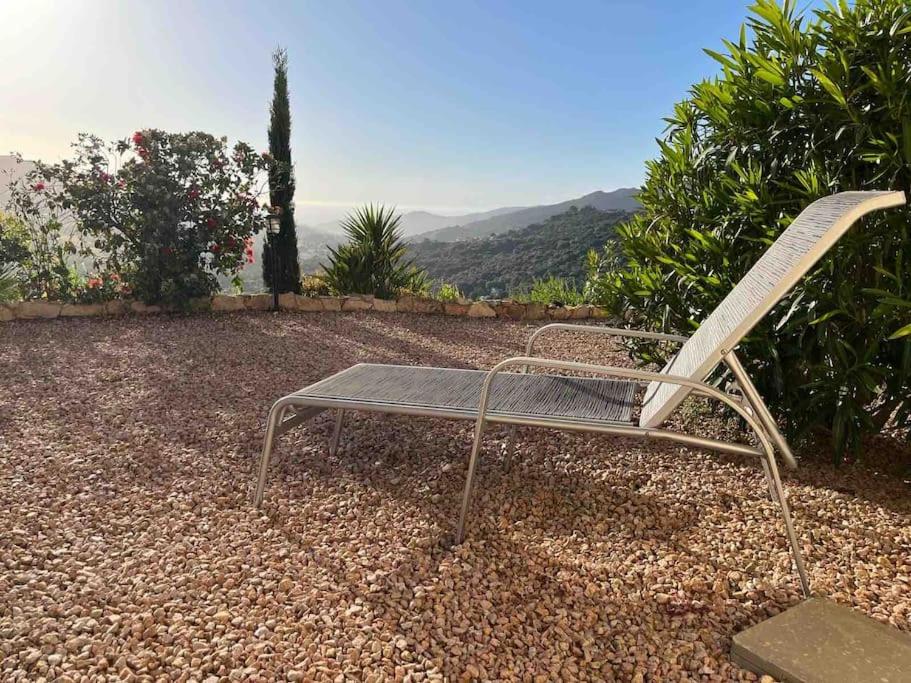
left=264, top=487, right=785, bottom=677
left=270, top=413, right=719, bottom=556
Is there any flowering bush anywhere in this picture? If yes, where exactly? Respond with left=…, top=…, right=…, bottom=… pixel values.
left=12, top=130, right=274, bottom=305
left=75, top=271, right=132, bottom=304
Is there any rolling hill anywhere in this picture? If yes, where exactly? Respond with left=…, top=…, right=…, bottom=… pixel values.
left=408, top=205, right=630, bottom=298
left=314, top=205, right=525, bottom=238
left=411, top=188, right=639, bottom=242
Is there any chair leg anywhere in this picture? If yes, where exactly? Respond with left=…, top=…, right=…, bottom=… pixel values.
left=503, top=425, right=518, bottom=468
left=760, top=457, right=779, bottom=504
left=455, top=419, right=488, bottom=544
left=329, top=409, right=346, bottom=457
left=253, top=404, right=287, bottom=508
left=761, top=449, right=811, bottom=598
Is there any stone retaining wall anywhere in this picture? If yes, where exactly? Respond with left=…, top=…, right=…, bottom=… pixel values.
left=0, top=293, right=612, bottom=323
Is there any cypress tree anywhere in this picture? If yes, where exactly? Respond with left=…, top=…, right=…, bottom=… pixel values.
left=263, top=47, right=301, bottom=293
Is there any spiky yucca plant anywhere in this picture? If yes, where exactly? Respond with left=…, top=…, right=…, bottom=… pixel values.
left=321, top=205, right=428, bottom=299
left=0, top=266, right=20, bottom=303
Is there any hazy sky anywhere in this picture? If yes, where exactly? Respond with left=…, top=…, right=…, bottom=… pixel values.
left=0, top=0, right=826, bottom=224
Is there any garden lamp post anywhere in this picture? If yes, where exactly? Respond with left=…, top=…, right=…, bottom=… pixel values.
left=267, top=208, right=282, bottom=311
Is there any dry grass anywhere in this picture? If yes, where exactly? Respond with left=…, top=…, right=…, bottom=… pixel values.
left=1, top=311, right=909, bottom=681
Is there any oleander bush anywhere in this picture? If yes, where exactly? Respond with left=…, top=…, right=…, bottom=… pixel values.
left=7, top=130, right=272, bottom=306
left=588, top=0, right=911, bottom=458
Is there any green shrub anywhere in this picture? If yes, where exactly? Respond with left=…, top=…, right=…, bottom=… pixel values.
left=513, top=276, right=584, bottom=306
left=321, top=205, right=428, bottom=298
left=435, top=282, right=463, bottom=302
left=300, top=273, right=330, bottom=297
left=589, top=0, right=911, bottom=459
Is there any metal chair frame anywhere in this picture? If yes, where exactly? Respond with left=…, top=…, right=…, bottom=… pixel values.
left=253, top=322, right=811, bottom=597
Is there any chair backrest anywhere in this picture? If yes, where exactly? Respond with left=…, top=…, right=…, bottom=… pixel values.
left=639, top=190, right=906, bottom=429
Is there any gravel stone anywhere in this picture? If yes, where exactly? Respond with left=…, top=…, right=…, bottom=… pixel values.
left=1, top=311, right=908, bottom=681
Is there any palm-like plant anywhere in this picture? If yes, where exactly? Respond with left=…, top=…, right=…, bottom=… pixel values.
left=321, top=204, right=428, bottom=298
left=0, top=266, right=20, bottom=304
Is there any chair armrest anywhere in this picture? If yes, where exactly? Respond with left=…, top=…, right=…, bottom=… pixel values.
left=478, top=355, right=794, bottom=469
left=525, top=323, right=689, bottom=357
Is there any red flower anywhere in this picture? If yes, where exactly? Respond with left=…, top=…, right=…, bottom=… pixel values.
left=205, top=217, right=217, bottom=229
left=109, top=273, right=120, bottom=282
left=226, top=236, right=237, bottom=249
left=132, top=131, right=144, bottom=146
left=188, top=187, right=200, bottom=200
left=161, top=246, right=174, bottom=256
left=117, top=179, right=126, bottom=189
left=137, top=148, right=150, bottom=160
left=211, top=243, right=221, bottom=254
left=32, top=181, right=45, bottom=192
left=87, top=277, right=102, bottom=289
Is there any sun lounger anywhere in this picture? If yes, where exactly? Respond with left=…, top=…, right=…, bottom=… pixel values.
left=253, top=190, right=906, bottom=597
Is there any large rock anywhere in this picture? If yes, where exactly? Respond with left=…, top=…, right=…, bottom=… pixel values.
left=103, top=300, right=128, bottom=316
left=244, top=294, right=272, bottom=311
left=341, top=296, right=373, bottom=312
left=523, top=303, right=547, bottom=320
left=212, top=295, right=246, bottom=312
left=130, top=301, right=163, bottom=315
left=373, top=298, right=397, bottom=313
left=188, top=297, right=212, bottom=312
left=0, top=305, right=16, bottom=322
left=319, top=296, right=343, bottom=311
left=396, top=295, right=417, bottom=313
left=568, top=305, right=592, bottom=319
left=443, top=302, right=469, bottom=316
left=60, top=303, right=105, bottom=317
left=494, top=301, right=526, bottom=320
left=278, top=292, right=299, bottom=310
left=17, top=301, right=62, bottom=319
left=467, top=301, right=496, bottom=318
left=296, top=296, right=323, bottom=312
left=547, top=306, right=571, bottom=320
left=590, top=305, right=612, bottom=319
left=413, top=297, right=442, bottom=314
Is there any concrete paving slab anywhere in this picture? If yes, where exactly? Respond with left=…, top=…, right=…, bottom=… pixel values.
left=732, top=598, right=911, bottom=682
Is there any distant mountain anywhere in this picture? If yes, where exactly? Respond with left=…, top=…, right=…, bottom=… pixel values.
left=408, top=205, right=630, bottom=299
left=411, top=188, right=639, bottom=243
left=314, top=205, right=525, bottom=238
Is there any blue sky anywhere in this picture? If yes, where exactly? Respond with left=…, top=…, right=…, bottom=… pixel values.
left=0, top=0, right=826, bottom=223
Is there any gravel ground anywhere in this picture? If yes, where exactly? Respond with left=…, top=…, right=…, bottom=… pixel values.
left=1, top=311, right=909, bottom=682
